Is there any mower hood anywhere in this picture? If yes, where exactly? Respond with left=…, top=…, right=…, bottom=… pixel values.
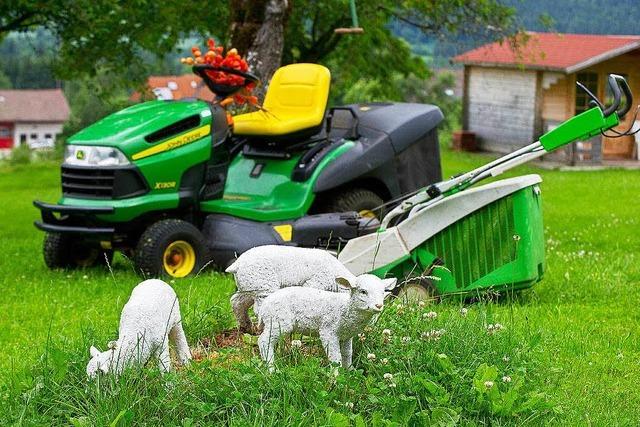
left=67, top=100, right=211, bottom=159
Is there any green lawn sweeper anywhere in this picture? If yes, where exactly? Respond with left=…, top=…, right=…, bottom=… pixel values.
left=34, top=63, right=443, bottom=278
left=338, top=74, right=633, bottom=299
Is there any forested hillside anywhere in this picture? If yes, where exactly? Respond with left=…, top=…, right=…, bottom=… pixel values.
left=400, top=0, right=640, bottom=64
left=506, top=0, right=640, bottom=34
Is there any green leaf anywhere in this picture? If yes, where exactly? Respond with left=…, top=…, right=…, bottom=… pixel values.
left=69, top=417, right=91, bottom=427
left=325, top=408, right=350, bottom=427
left=472, top=363, right=499, bottom=394
left=392, top=396, right=417, bottom=423
left=109, top=409, right=133, bottom=427
left=430, top=407, right=460, bottom=427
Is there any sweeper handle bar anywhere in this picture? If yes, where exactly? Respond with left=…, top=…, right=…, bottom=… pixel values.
left=379, top=74, right=632, bottom=229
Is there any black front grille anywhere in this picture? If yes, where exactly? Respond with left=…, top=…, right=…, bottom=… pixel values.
left=61, top=165, right=148, bottom=199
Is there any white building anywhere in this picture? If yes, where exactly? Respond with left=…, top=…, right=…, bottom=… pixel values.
left=0, top=89, right=70, bottom=153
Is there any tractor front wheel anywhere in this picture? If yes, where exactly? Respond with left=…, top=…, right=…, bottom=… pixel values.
left=43, top=233, right=113, bottom=269
left=134, top=219, right=209, bottom=278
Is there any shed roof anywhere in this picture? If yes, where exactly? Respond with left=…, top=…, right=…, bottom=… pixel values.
left=453, top=32, right=640, bottom=73
left=0, top=89, right=70, bottom=123
left=131, top=74, right=213, bottom=101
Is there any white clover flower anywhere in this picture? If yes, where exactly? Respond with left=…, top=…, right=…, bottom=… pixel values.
left=381, top=358, right=389, bottom=365
left=437, top=353, right=447, bottom=359
left=421, top=329, right=445, bottom=341
left=383, top=372, right=394, bottom=380
left=382, top=329, right=392, bottom=336
left=389, top=382, right=397, bottom=388
left=358, top=333, right=366, bottom=342
left=502, top=375, right=512, bottom=383
left=423, top=311, right=438, bottom=320
left=401, top=336, right=411, bottom=344
left=291, top=339, right=302, bottom=348
left=502, top=355, right=510, bottom=362
left=486, top=323, right=504, bottom=335
left=344, top=401, right=354, bottom=410
left=484, top=380, right=494, bottom=389
left=82, top=275, right=89, bottom=279
left=367, top=353, right=376, bottom=361
left=460, top=307, right=468, bottom=317
left=418, top=301, right=426, bottom=307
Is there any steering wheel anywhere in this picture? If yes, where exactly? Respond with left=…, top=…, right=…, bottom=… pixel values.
left=192, top=65, right=260, bottom=98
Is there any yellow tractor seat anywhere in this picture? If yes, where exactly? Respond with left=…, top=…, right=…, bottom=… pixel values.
left=233, top=63, right=331, bottom=139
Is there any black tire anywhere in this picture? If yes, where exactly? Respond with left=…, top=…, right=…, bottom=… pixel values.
left=316, top=187, right=384, bottom=219
left=134, top=219, right=209, bottom=278
left=43, top=233, right=114, bottom=269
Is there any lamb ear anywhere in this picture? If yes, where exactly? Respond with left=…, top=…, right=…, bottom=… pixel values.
left=335, top=276, right=355, bottom=290
left=90, top=346, right=100, bottom=358
left=107, top=341, right=117, bottom=350
left=382, top=278, right=398, bottom=291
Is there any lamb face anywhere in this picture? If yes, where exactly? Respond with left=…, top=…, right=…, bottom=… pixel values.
left=339, top=274, right=397, bottom=313
left=86, top=346, right=115, bottom=378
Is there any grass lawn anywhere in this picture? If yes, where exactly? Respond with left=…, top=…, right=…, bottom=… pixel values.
left=0, top=149, right=638, bottom=425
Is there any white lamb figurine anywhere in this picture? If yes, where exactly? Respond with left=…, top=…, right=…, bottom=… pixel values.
left=227, top=245, right=396, bottom=333
left=86, top=279, right=191, bottom=378
left=258, top=274, right=396, bottom=369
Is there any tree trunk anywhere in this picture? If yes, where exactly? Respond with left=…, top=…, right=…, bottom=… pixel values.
left=227, top=0, right=290, bottom=100
left=227, top=0, right=269, bottom=56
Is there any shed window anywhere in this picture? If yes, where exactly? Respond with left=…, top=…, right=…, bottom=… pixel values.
left=575, top=72, right=598, bottom=114
left=30, top=133, right=37, bottom=139
left=20, top=134, right=26, bottom=143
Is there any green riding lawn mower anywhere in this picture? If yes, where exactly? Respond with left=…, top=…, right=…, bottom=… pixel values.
left=34, top=63, right=443, bottom=278
left=35, top=65, right=634, bottom=298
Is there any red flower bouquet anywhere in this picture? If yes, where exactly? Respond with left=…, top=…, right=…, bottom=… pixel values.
left=181, top=39, right=258, bottom=106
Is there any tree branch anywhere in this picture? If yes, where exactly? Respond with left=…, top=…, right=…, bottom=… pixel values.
left=0, top=11, right=43, bottom=34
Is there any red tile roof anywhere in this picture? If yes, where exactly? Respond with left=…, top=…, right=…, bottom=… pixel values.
left=0, top=89, right=70, bottom=123
left=453, top=32, right=640, bottom=73
left=131, top=74, right=214, bottom=101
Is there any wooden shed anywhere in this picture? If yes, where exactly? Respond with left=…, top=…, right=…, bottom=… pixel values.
left=453, top=32, right=640, bottom=164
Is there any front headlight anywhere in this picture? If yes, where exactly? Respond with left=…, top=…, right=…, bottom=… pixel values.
left=64, top=145, right=130, bottom=166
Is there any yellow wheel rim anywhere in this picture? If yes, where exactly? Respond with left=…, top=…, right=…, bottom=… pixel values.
left=358, top=209, right=377, bottom=219
left=163, top=240, right=196, bottom=278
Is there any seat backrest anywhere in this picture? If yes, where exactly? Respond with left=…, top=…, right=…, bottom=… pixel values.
left=263, top=63, right=331, bottom=124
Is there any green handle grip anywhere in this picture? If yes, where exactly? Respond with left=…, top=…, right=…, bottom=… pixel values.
left=539, top=107, right=619, bottom=152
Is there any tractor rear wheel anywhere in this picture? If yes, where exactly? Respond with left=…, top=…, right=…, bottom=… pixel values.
left=317, top=187, right=384, bottom=219
left=134, top=219, right=208, bottom=278
left=43, top=233, right=113, bottom=269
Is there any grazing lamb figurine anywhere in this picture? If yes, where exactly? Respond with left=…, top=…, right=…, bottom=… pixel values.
left=227, top=245, right=396, bottom=333
left=258, top=274, right=396, bottom=369
left=86, top=279, right=191, bottom=378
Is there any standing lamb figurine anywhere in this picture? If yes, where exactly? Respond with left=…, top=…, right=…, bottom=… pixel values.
left=86, top=279, right=191, bottom=378
left=258, top=274, right=396, bottom=369
left=227, top=245, right=395, bottom=333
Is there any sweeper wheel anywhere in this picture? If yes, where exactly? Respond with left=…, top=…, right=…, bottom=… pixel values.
left=393, top=279, right=439, bottom=304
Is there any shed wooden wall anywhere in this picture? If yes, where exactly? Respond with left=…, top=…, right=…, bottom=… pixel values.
left=583, top=51, right=640, bottom=159
left=542, top=73, right=571, bottom=122
left=465, top=66, right=537, bottom=153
